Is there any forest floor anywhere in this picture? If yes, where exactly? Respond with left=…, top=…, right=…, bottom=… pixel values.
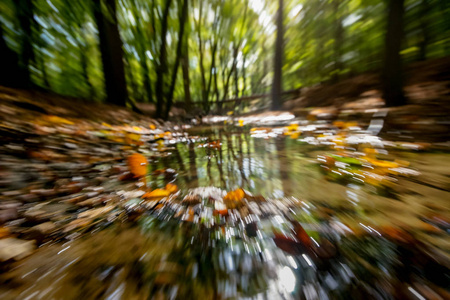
left=0, top=73, right=449, bottom=299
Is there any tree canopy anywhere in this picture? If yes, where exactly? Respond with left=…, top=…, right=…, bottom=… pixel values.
left=1, top=0, right=449, bottom=116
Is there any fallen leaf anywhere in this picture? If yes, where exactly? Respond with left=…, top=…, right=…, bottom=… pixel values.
left=165, top=183, right=178, bottom=193
left=127, top=153, right=148, bottom=177
left=224, top=188, right=245, bottom=209
left=143, top=189, right=170, bottom=200
left=43, top=115, right=74, bottom=125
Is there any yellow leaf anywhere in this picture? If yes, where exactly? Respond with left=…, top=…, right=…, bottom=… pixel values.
left=238, top=119, right=244, bottom=127
left=44, top=115, right=74, bottom=125
left=363, top=148, right=378, bottom=155
left=132, top=126, right=142, bottom=131
left=227, top=111, right=233, bottom=115
left=366, top=158, right=398, bottom=168
left=127, top=153, right=148, bottom=177
left=125, top=133, right=141, bottom=143
left=290, top=132, right=300, bottom=139
left=149, top=124, right=156, bottom=130
left=286, top=123, right=298, bottom=131
left=394, top=159, right=410, bottom=167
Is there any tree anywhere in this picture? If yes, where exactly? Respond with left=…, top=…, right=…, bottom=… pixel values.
left=165, top=0, right=189, bottom=120
left=155, top=0, right=173, bottom=118
left=93, top=0, right=128, bottom=106
left=14, top=0, right=35, bottom=88
left=271, top=0, right=284, bottom=111
left=130, top=0, right=153, bottom=103
left=0, top=25, right=27, bottom=88
left=382, top=0, right=406, bottom=107
left=181, top=34, right=192, bottom=110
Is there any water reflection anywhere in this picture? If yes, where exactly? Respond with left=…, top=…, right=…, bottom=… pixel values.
left=2, top=125, right=449, bottom=300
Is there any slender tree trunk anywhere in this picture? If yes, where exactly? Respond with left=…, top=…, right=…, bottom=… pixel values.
left=333, top=0, right=343, bottom=82
left=15, top=0, right=35, bottom=88
left=221, top=46, right=239, bottom=102
left=130, top=0, right=153, bottom=103
left=271, top=0, right=284, bottom=110
left=39, top=52, right=50, bottom=89
left=155, top=0, right=173, bottom=117
left=181, top=37, right=192, bottom=110
left=234, top=58, right=239, bottom=98
left=206, top=39, right=218, bottom=108
left=165, top=0, right=188, bottom=120
left=418, top=0, right=429, bottom=61
left=382, top=0, right=406, bottom=107
left=214, top=65, right=219, bottom=104
left=93, top=0, right=128, bottom=106
left=77, top=42, right=94, bottom=98
left=242, top=54, right=246, bottom=97
left=196, top=1, right=208, bottom=111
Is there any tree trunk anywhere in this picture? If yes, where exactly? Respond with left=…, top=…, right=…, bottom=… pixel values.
left=214, top=65, right=219, bottom=104
left=234, top=58, right=239, bottom=98
left=15, top=0, right=35, bottom=88
left=418, top=0, right=429, bottom=61
left=77, top=41, right=94, bottom=98
left=221, top=46, right=239, bottom=103
left=93, top=0, right=128, bottom=106
left=206, top=39, right=218, bottom=108
left=242, top=54, right=246, bottom=97
left=382, top=0, right=406, bottom=107
left=196, top=0, right=208, bottom=111
left=181, top=37, right=192, bottom=110
left=165, top=0, right=188, bottom=120
left=155, top=0, right=173, bottom=118
left=39, top=51, right=50, bottom=89
left=0, top=25, right=28, bottom=88
left=130, top=0, right=153, bottom=103
left=333, top=0, right=343, bottom=82
left=271, top=0, right=284, bottom=110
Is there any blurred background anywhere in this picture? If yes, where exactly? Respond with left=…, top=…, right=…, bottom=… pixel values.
left=1, top=0, right=449, bottom=117
left=1, top=0, right=450, bottom=299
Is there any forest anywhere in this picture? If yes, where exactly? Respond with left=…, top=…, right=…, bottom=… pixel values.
left=1, top=1, right=450, bottom=299
left=1, top=0, right=449, bottom=119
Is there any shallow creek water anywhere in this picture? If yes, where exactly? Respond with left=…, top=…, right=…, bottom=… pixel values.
left=0, top=123, right=449, bottom=300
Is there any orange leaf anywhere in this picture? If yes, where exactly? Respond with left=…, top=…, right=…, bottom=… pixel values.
left=224, top=188, right=245, bottom=209
left=224, top=188, right=244, bottom=201
left=165, top=183, right=178, bottom=193
left=143, top=189, right=170, bottom=199
left=127, top=153, right=148, bottom=177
